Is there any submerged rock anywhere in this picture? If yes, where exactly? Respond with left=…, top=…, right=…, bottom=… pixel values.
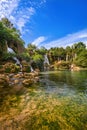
left=0, top=74, right=9, bottom=87
left=22, top=79, right=34, bottom=86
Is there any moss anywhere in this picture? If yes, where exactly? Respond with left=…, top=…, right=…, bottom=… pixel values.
left=5, top=67, right=11, bottom=73
left=0, top=65, right=3, bottom=69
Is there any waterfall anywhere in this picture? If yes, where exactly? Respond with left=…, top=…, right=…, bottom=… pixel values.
left=8, top=47, right=15, bottom=54
left=44, top=54, right=50, bottom=65
left=8, top=47, right=22, bottom=72
left=13, top=57, right=22, bottom=72
left=44, top=54, right=50, bottom=71
left=30, top=66, right=34, bottom=72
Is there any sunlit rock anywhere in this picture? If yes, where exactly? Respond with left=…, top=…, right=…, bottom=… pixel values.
left=22, top=79, right=34, bottom=86
left=0, top=74, right=9, bottom=87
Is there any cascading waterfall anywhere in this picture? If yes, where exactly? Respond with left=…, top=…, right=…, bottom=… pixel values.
left=30, top=66, right=34, bottom=72
left=7, top=47, right=15, bottom=54
left=13, top=57, right=22, bottom=72
left=8, top=47, right=22, bottom=72
left=44, top=54, right=50, bottom=71
left=44, top=54, right=50, bottom=65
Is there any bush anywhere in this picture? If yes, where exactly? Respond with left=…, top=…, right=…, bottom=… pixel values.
left=74, top=50, right=87, bottom=67
left=2, top=52, right=16, bottom=61
left=25, top=66, right=31, bottom=73
left=54, top=61, right=70, bottom=70
left=32, top=54, right=44, bottom=71
left=20, top=52, right=30, bottom=62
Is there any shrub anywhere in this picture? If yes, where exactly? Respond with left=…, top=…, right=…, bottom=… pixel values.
left=54, top=61, right=70, bottom=70
left=5, top=67, right=11, bottom=73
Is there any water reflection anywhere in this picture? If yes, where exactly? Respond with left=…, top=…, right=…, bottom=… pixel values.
left=40, top=71, right=87, bottom=96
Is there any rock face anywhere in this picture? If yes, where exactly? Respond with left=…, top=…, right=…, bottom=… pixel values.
left=70, top=64, right=80, bottom=71
left=0, top=40, right=25, bottom=56
left=8, top=41, right=25, bottom=54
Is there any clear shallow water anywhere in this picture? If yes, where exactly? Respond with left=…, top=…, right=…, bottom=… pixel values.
left=0, top=70, right=87, bottom=129
left=39, top=70, right=87, bottom=96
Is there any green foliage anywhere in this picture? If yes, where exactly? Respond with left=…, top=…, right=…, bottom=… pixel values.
left=48, top=47, right=66, bottom=62
left=74, top=50, right=87, bottom=67
left=54, top=61, right=70, bottom=70
left=32, top=53, right=44, bottom=70
left=1, top=18, right=87, bottom=69
left=14, top=65, right=20, bottom=73
left=0, top=18, right=25, bottom=57
left=20, top=52, right=30, bottom=62
left=37, top=46, right=47, bottom=55
left=27, top=43, right=37, bottom=51
left=1, top=17, right=13, bottom=28
left=2, top=52, right=16, bottom=61
left=0, top=65, right=3, bottom=69
left=33, top=53, right=43, bottom=62
left=5, top=67, right=11, bottom=73
left=25, top=66, right=31, bottom=73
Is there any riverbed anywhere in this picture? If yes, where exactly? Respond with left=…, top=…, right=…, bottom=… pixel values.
left=0, top=70, right=87, bottom=130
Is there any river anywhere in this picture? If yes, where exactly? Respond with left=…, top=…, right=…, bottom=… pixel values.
left=0, top=70, right=87, bottom=130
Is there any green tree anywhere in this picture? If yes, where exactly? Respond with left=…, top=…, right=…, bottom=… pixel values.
left=74, top=50, right=87, bottom=67
left=32, top=53, right=44, bottom=70
left=73, top=42, right=86, bottom=54
left=0, top=18, right=25, bottom=57
left=65, top=46, right=72, bottom=61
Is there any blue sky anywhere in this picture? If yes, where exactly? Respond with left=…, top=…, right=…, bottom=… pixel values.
left=0, top=0, right=87, bottom=48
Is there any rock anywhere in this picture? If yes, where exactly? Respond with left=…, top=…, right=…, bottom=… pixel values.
left=34, top=77, right=39, bottom=83
left=0, top=74, right=9, bottom=87
left=14, top=73, right=23, bottom=78
left=29, top=71, right=39, bottom=77
left=14, top=79, right=19, bottom=84
left=2, top=63, right=20, bottom=73
left=0, top=68, right=4, bottom=73
left=9, top=73, right=14, bottom=78
left=22, top=79, right=34, bottom=87
left=70, top=64, right=80, bottom=71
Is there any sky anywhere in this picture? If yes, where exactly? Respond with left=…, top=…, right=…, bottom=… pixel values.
left=0, top=0, right=87, bottom=49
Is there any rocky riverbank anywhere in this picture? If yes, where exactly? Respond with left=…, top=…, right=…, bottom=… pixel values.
left=0, top=71, right=39, bottom=88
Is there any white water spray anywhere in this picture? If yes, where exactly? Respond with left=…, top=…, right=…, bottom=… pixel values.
left=44, top=54, right=50, bottom=65
left=8, top=47, right=22, bottom=72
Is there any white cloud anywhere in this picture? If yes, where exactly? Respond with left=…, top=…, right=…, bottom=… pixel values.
left=0, top=0, right=20, bottom=18
left=29, top=0, right=46, bottom=8
left=0, top=0, right=46, bottom=32
left=32, top=36, right=47, bottom=46
left=15, top=7, right=35, bottom=32
left=41, top=29, right=87, bottom=49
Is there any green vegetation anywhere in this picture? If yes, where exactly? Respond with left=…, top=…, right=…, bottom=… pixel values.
left=0, top=17, right=24, bottom=59
left=0, top=18, right=87, bottom=70
left=0, top=17, right=87, bottom=130
left=25, top=42, right=87, bottom=70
